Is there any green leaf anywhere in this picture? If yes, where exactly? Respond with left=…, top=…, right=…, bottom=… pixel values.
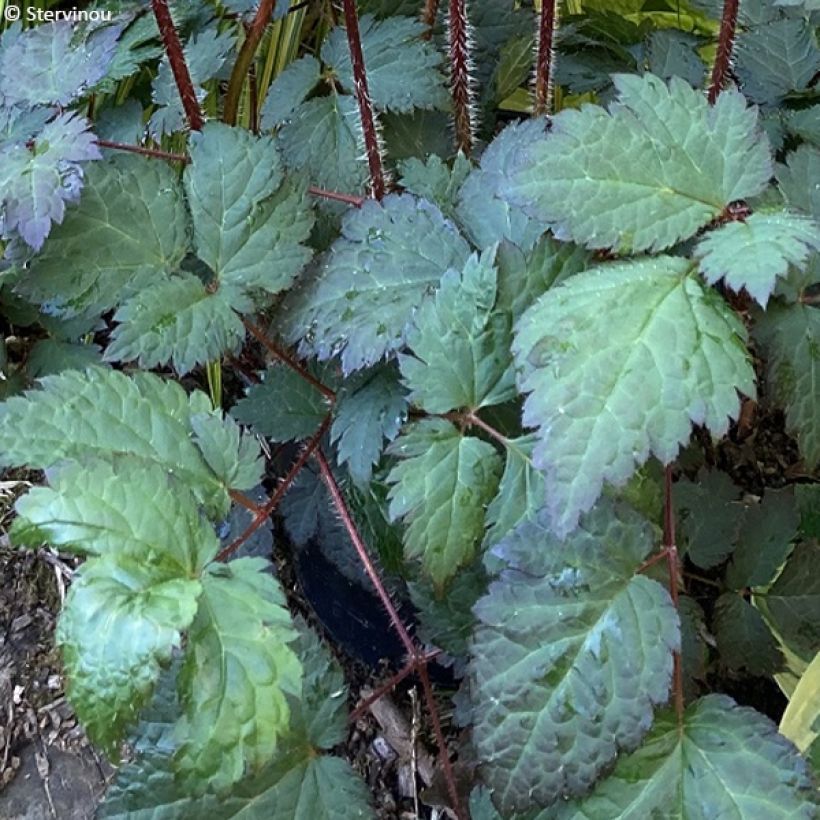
left=397, top=153, right=472, bottom=221
left=400, top=246, right=515, bottom=413
left=0, top=368, right=231, bottom=511
left=387, top=419, right=502, bottom=587
left=678, top=595, right=708, bottom=701
left=555, top=695, right=818, bottom=818
left=321, top=15, right=448, bottom=113
left=260, top=56, right=322, bottom=129
left=14, top=460, right=218, bottom=570
left=502, top=74, right=772, bottom=253
left=780, top=652, right=820, bottom=762
left=713, top=593, right=785, bottom=676
left=778, top=146, right=820, bottom=220
left=726, top=488, right=799, bottom=589
left=785, top=105, right=820, bottom=146
left=105, top=275, right=245, bottom=374
left=755, top=301, right=820, bottom=469
left=754, top=540, right=820, bottom=660
left=57, top=555, right=201, bottom=758
left=646, top=29, right=706, bottom=88
left=470, top=499, right=679, bottom=813
left=283, top=193, right=471, bottom=373
left=735, top=18, right=820, bottom=106
left=16, top=154, right=189, bottom=317
left=278, top=93, right=368, bottom=195
left=175, top=558, right=302, bottom=793
left=185, top=122, right=314, bottom=295
left=233, top=365, right=330, bottom=442
left=191, top=411, right=264, bottom=492
left=514, top=257, right=755, bottom=537
left=330, top=366, right=407, bottom=485
left=26, top=338, right=101, bottom=378
left=483, top=434, right=545, bottom=549
left=694, top=211, right=820, bottom=306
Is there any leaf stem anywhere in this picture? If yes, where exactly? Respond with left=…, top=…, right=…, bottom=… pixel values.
left=663, top=465, right=685, bottom=723
left=150, top=0, right=204, bottom=131
left=421, top=0, right=440, bottom=38
left=307, top=185, right=365, bottom=206
left=94, top=139, right=189, bottom=163
left=447, top=0, right=474, bottom=155
left=223, top=0, right=277, bottom=127
left=707, top=0, right=739, bottom=104
left=533, top=0, right=558, bottom=116
left=340, top=0, right=386, bottom=199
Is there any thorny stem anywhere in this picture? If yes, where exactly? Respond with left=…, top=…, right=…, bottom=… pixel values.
left=340, top=0, right=386, bottom=199
left=421, top=0, right=440, bottom=38
left=242, top=318, right=337, bottom=401
left=224, top=0, right=277, bottom=127
left=150, top=0, right=204, bottom=131
left=663, top=465, right=685, bottom=723
left=534, top=0, right=558, bottom=116
left=447, top=0, right=474, bottom=155
left=215, top=417, right=331, bottom=562
left=707, top=0, right=740, bottom=104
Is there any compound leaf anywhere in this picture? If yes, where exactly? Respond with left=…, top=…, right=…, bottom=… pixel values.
left=17, top=154, right=189, bottom=317
left=175, top=558, right=302, bottom=793
left=387, top=419, right=502, bottom=587
left=321, top=15, right=448, bottom=113
left=283, top=193, right=471, bottom=373
left=502, top=74, right=772, bottom=253
left=190, top=411, right=264, bottom=492
left=400, top=246, right=516, bottom=413
left=694, top=211, right=820, bottom=306
left=232, top=364, right=330, bottom=442
left=470, top=500, right=679, bottom=814
left=554, top=695, right=818, bottom=818
left=514, top=256, right=755, bottom=537
left=755, top=301, right=820, bottom=469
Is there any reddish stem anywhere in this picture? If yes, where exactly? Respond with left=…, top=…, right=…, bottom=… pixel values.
left=308, top=185, right=365, bottom=207
left=340, top=0, right=386, bottom=199
left=216, top=417, right=331, bottom=562
left=447, top=0, right=474, bottom=155
left=663, top=465, right=685, bottom=723
left=242, top=318, right=336, bottom=401
left=534, top=0, right=558, bottom=116
left=707, top=0, right=740, bottom=104
left=150, top=0, right=204, bottom=131
left=421, top=0, right=440, bottom=38
left=94, top=139, right=189, bottom=163
left=229, top=488, right=266, bottom=514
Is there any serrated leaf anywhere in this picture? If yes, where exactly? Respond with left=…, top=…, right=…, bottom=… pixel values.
left=470, top=500, right=679, bottom=813
left=456, top=119, right=550, bottom=252
left=678, top=596, right=708, bottom=701
left=0, top=21, right=120, bottom=107
left=400, top=246, right=515, bottom=413
left=397, top=153, right=472, bottom=221
left=0, top=367, right=231, bottom=512
left=514, top=257, right=755, bottom=537
left=646, top=29, right=706, bottom=87
left=736, top=18, right=820, bottom=106
left=14, top=460, right=219, bottom=570
left=785, top=105, right=820, bottom=146
left=754, top=540, right=820, bottom=659
left=330, top=366, right=407, bottom=485
left=58, top=555, right=201, bottom=758
left=387, top=419, right=502, bottom=587
left=694, top=211, right=820, bottom=306
left=233, top=364, right=330, bottom=442
left=260, top=56, right=322, bottom=129
left=554, top=695, right=818, bottom=818
left=322, top=15, right=448, bottom=113
left=191, top=411, right=264, bottom=492
left=713, top=593, right=784, bottom=676
left=175, top=558, right=301, bottom=793
left=16, top=154, right=189, bottom=317
left=278, top=93, right=368, bottom=195
left=26, top=338, right=102, bottom=378
left=502, top=74, right=772, bottom=253
left=484, top=434, right=545, bottom=548
left=283, top=193, right=471, bottom=373
left=185, top=122, right=314, bottom=294
left=778, top=146, right=820, bottom=219
left=1, top=112, right=101, bottom=250
left=726, top=488, right=799, bottom=589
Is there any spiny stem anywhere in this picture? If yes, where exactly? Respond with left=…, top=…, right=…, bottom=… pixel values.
left=663, top=465, right=685, bottom=723
left=216, top=417, right=331, bottom=562
left=242, top=318, right=337, bottom=401
left=708, top=0, right=740, bottom=104
left=421, top=0, right=440, bottom=37
left=340, top=0, right=386, bottom=199
left=447, top=0, right=474, bottom=155
left=534, top=0, right=558, bottom=116
left=224, top=0, right=277, bottom=127
left=150, top=0, right=204, bottom=131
